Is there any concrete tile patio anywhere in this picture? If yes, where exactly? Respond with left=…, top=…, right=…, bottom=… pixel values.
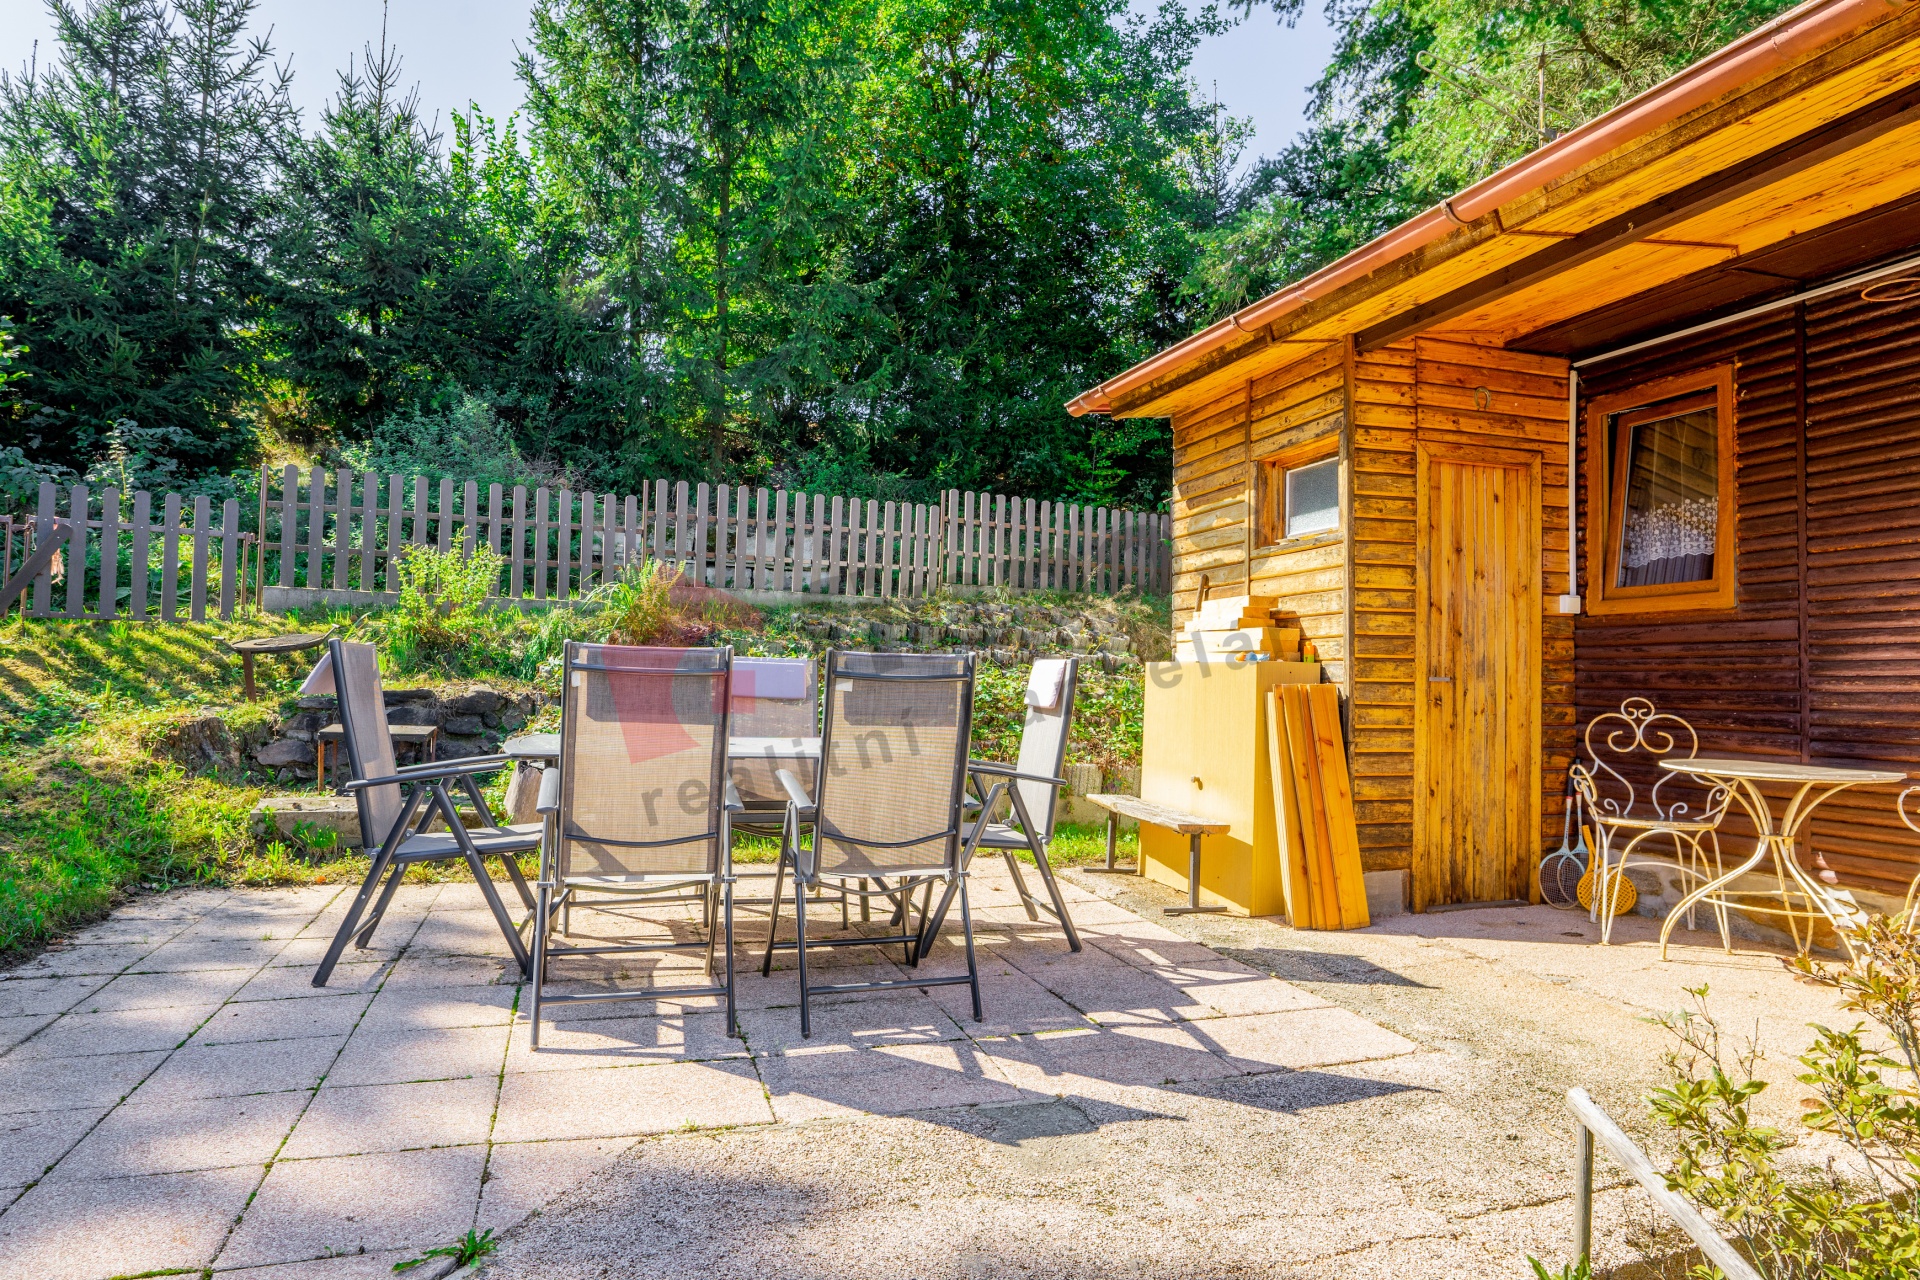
left=0, top=856, right=1416, bottom=1278
left=0, top=852, right=1866, bottom=1278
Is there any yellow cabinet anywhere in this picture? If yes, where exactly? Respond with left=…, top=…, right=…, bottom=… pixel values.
left=1141, top=659, right=1323, bottom=916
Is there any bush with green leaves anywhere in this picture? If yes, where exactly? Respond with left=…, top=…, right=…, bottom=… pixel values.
left=378, top=544, right=517, bottom=675
left=1629, top=918, right=1920, bottom=1279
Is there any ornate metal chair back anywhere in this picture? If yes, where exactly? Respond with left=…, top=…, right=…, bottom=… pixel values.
left=1570, top=697, right=1727, bottom=827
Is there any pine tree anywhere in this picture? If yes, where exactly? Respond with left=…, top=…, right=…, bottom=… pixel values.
left=0, top=0, right=293, bottom=479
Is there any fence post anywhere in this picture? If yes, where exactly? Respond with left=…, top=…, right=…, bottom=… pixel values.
left=189, top=495, right=210, bottom=622
left=160, top=493, right=181, bottom=622
left=129, top=491, right=151, bottom=620
left=1572, top=1120, right=1593, bottom=1268
left=219, top=498, right=239, bottom=619
left=99, top=487, right=120, bottom=619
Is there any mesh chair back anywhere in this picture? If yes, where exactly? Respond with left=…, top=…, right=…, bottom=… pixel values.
left=813, top=650, right=973, bottom=878
left=728, top=657, right=818, bottom=806
left=1011, top=658, right=1077, bottom=841
left=557, top=643, right=731, bottom=880
left=331, top=640, right=401, bottom=851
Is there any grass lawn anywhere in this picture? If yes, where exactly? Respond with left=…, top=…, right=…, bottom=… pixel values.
left=0, top=603, right=1146, bottom=962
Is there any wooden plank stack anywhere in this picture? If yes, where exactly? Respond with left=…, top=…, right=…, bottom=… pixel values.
left=1265, top=684, right=1370, bottom=930
left=1175, top=594, right=1302, bottom=663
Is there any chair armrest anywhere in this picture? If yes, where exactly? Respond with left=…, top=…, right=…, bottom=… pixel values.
left=342, top=754, right=512, bottom=793
left=724, top=778, right=745, bottom=813
left=777, top=768, right=815, bottom=813
left=535, top=765, right=562, bottom=815
left=968, top=759, right=1068, bottom=788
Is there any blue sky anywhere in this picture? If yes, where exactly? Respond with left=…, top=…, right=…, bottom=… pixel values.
left=0, top=0, right=1336, bottom=163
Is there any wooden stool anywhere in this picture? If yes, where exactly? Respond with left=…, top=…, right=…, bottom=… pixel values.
left=315, top=723, right=440, bottom=790
left=226, top=632, right=330, bottom=701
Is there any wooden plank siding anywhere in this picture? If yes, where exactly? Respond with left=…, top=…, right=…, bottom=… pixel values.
left=1339, top=339, right=1574, bottom=873
left=1571, top=293, right=1920, bottom=898
left=1169, top=344, right=1350, bottom=695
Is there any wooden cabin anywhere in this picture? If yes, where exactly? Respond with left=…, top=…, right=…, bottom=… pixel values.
left=1071, top=0, right=1920, bottom=912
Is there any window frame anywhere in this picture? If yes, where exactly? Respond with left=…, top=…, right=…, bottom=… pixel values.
left=1582, top=364, right=1737, bottom=616
left=1256, top=436, right=1343, bottom=549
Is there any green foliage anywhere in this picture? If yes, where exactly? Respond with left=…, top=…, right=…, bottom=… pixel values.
left=586, top=560, right=685, bottom=647
left=375, top=544, right=518, bottom=676
left=342, top=393, right=583, bottom=495
left=0, top=0, right=292, bottom=478
left=1641, top=943, right=1920, bottom=1279
left=393, top=1228, right=498, bottom=1272
left=1189, top=0, right=1805, bottom=313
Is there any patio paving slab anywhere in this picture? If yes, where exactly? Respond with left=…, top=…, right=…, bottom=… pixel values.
left=504, top=1010, right=747, bottom=1070
left=757, top=1040, right=1024, bottom=1122
left=74, top=966, right=254, bottom=1011
left=194, top=991, right=373, bottom=1044
left=8, top=1002, right=219, bottom=1058
left=135, top=1035, right=345, bottom=1102
left=491, top=1059, right=774, bottom=1142
left=216, top=1145, right=489, bottom=1268
left=477, top=1138, right=632, bottom=1236
left=0, top=1049, right=168, bottom=1113
left=0, top=975, right=110, bottom=1018
left=283, top=1077, right=500, bottom=1158
left=325, top=1022, right=512, bottom=1087
left=48, top=1091, right=307, bottom=1180
left=0, top=1165, right=259, bottom=1280
left=0, top=1105, right=108, bottom=1185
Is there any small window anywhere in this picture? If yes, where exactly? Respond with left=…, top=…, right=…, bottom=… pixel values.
left=1584, top=365, right=1735, bottom=615
left=1257, top=440, right=1341, bottom=546
left=1284, top=458, right=1340, bottom=538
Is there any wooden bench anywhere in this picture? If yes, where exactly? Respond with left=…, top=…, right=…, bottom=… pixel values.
left=1083, top=793, right=1230, bottom=916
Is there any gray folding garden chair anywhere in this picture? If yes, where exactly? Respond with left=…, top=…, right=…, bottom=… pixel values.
left=759, top=649, right=984, bottom=1038
left=313, top=639, right=537, bottom=987
left=921, top=656, right=1082, bottom=953
left=526, top=642, right=740, bottom=1044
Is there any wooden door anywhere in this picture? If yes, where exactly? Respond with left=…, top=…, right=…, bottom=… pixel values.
left=1414, top=444, right=1541, bottom=911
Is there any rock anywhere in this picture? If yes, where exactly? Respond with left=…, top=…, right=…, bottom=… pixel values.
left=253, top=795, right=363, bottom=848
left=385, top=688, right=435, bottom=704
left=442, top=713, right=487, bottom=736
left=386, top=703, right=440, bottom=728
left=989, top=647, right=1017, bottom=665
left=143, top=714, right=236, bottom=772
left=296, top=695, right=336, bottom=711
left=437, top=735, right=495, bottom=760
left=256, top=737, right=315, bottom=767
left=446, top=687, right=506, bottom=716
left=1100, top=636, right=1132, bottom=654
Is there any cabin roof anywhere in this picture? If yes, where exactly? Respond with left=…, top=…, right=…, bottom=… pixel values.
left=1070, top=0, right=1920, bottom=421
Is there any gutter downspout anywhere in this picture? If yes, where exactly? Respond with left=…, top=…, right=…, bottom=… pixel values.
left=1559, top=370, right=1583, bottom=616
left=1065, top=0, right=1904, bottom=418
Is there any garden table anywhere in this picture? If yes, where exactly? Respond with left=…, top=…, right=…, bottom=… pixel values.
left=1655, top=757, right=1906, bottom=960
left=227, top=632, right=330, bottom=701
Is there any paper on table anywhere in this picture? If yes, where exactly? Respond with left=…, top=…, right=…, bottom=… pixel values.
left=1025, top=658, right=1070, bottom=711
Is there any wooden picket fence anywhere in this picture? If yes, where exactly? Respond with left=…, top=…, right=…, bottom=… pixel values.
left=1, top=469, right=1169, bottom=623
left=0, top=483, right=248, bottom=622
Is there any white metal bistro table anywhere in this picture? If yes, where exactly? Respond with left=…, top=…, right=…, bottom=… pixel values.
left=1656, top=757, right=1906, bottom=959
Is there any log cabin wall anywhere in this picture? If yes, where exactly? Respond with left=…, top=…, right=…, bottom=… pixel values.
left=1345, top=337, right=1574, bottom=874
left=1572, top=289, right=1920, bottom=898
left=1168, top=342, right=1350, bottom=688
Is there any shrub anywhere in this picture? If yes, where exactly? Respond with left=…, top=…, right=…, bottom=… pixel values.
left=586, top=559, right=683, bottom=645
left=1633, top=918, right=1920, bottom=1279
left=381, top=544, right=515, bottom=675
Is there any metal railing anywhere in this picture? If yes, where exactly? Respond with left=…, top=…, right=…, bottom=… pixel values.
left=1568, top=1086, right=1762, bottom=1279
